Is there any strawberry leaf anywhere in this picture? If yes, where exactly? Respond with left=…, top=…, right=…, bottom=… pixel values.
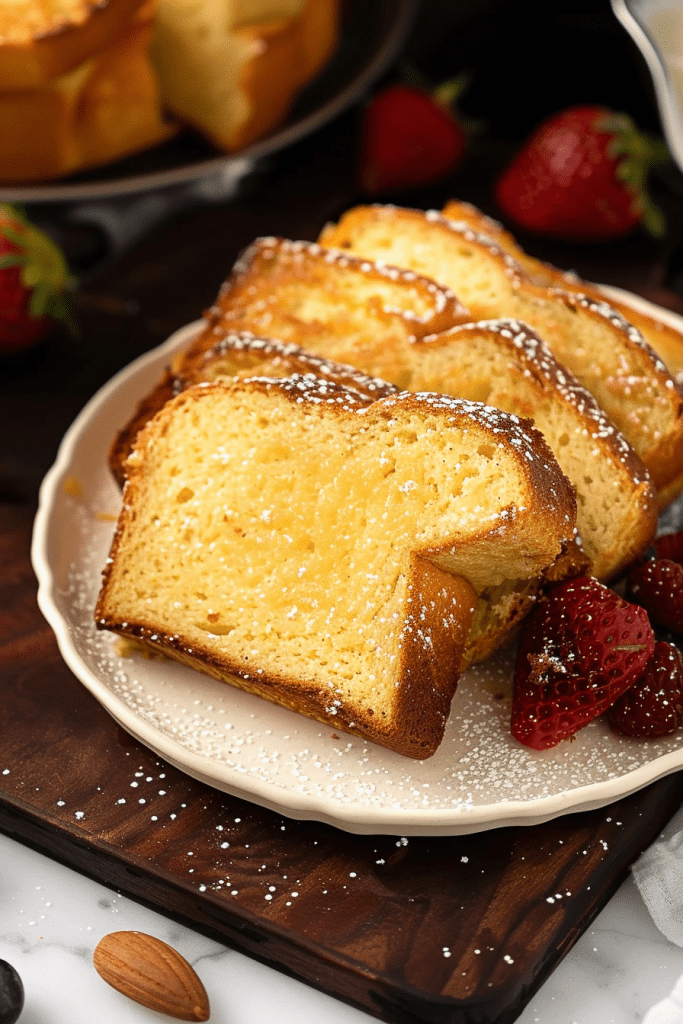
left=0, top=252, right=24, bottom=269
left=0, top=202, right=76, bottom=332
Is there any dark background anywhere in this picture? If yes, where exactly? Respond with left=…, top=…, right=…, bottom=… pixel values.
left=409, top=0, right=663, bottom=138
left=3, top=0, right=683, bottom=493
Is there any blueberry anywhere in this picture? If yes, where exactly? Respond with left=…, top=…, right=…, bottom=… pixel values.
left=0, top=960, right=23, bottom=1024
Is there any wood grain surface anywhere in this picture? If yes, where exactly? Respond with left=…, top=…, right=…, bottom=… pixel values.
left=3, top=498, right=683, bottom=1024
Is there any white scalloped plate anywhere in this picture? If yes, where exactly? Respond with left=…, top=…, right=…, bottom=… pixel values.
left=31, top=292, right=683, bottom=836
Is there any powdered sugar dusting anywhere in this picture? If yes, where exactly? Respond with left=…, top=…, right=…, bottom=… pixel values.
left=33, top=322, right=683, bottom=836
left=61, top=513, right=683, bottom=829
left=436, top=318, right=650, bottom=484
left=222, top=236, right=467, bottom=327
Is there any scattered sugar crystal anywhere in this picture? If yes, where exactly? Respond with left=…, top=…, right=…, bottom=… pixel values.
left=53, top=467, right=683, bottom=832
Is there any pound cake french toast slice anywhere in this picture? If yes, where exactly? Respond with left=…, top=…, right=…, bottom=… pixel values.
left=96, top=374, right=576, bottom=758
left=166, top=238, right=655, bottom=580
left=109, top=332, right=583, bottom=666
left=442, top=198, right=683, bottom=386
left=109, top=330, right=400, bottom=485
left=319, top=205, right=683, bottom=503
left=206, top=236, right=471, bottom=380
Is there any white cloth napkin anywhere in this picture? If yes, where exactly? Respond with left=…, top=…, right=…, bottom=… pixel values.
left=633, top=803, right=683, bottom=1022
left=632, top=803, right=683, bottom=946
left=642, top=974, right=683, bottom=1024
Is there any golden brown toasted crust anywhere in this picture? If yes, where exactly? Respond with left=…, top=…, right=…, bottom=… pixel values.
left=442, top=197, right=683, bottom=384
left=168, top=238, right=656, bottom=581
left=0, top=0, right=148, bottom=89
left=207, top=236, right=470, bottom=368
left=319, top=204, right=683, bottom=502
left=0, top=3, right=176, bottom=184
left=108, top=328, right=581, bottom=667
left=108, top=329, right=400, bottom=485
left=97, top=375, right=576, bottom=756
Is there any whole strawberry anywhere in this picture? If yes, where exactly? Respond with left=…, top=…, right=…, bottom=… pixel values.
left=625, top=558, right=683, bottom=635
left=606, top=641, right=683, bottom=738
left=0, top=203, right=73, bottom=355
left=358, top=79, right=466, bottom=195
left=511, top=576, right=654, bottom=750
left=495, top=105, right=669, bottom=241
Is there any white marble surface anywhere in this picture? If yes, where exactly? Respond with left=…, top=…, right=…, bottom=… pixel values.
left=1, top=828, right=682, bottom=1024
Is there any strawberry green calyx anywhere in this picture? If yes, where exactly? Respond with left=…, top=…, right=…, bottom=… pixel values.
left=431, top=73, right=471, bottom=112
left=597, top=112, right=670, bottom=237
left=0, top=203, right=75, bottom=331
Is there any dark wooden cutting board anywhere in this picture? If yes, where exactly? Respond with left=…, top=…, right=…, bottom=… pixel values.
left=2, top=499, right=683, bottom=1024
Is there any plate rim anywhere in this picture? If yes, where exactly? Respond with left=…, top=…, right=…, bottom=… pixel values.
left=31, top=292, right=683, bottom=836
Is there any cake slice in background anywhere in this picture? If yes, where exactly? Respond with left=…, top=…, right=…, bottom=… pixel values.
left=0, top=0, right=150, bottom=89
left=0, top=0, right=176, bottom=182
left=150, top=0, right=340, bottom=152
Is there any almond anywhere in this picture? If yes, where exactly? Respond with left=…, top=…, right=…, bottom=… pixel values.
left=93, top=930, right=210, bottom=1021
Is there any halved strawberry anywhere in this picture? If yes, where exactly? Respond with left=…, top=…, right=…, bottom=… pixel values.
left=606, top=641, right=683, bottom=737
left=511, top=576, right=655, bottom=750
left=625, top=558, right=683, bottom=635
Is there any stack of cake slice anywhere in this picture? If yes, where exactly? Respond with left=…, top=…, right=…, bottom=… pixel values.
left=97, top=199, right=683, bottom=757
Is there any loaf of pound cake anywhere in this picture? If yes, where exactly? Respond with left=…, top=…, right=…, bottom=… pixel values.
left=0, top=0, right=339, bottom=181
left=96, top=372, right=577, bottom=758
left=319, top=205, right=683, bottom=506
left=116, top=237, right=655, bottom=582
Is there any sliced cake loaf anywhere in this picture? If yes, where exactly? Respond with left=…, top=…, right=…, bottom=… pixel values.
left=97, top=374, right=576, bottom=758
left=166, top=239, right=656, bottom=580
left=108, top=331, right=399, bottom=485
left=109, top=331, right=583, bottom=665
left=205, top=236, right=470, bottom=382
left=319, top=205, right=683, bottom=504
left=442, top=198, right=683, bottom=386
